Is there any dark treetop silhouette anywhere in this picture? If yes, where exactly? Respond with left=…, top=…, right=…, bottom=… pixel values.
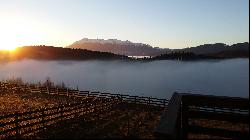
left=0, top=45, right=129, bottom=61
left=0, top=42, right=248, bottom=61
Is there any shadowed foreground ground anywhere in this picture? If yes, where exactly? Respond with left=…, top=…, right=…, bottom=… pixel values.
left=0, top=82, right=248, bottom=139
left=0, top=84, right=163, bottom=139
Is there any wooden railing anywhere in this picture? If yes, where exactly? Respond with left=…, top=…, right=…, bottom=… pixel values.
left=0, top=82, right=169, bottom=138
left=0, top=95, right=121, bottom=138
left=0, top=82, right=168, bottom=108
left=155, top=92, right=249, bottom=139
left=181, top=93, right=249, bottom=139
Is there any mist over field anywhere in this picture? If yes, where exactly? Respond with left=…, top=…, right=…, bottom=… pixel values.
left=0, top=59, right=249, bottom=99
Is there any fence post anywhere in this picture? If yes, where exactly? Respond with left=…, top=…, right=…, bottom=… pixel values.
left=120, top=94, right=124, bottom=101
left=77, top=90, right=80, bottom=96
left=101, top=98, right=104, bottom=112
left=46, top=87, right=49, bottom=94
left=37, top=86, right=40, bottom=93
left=134, top=96, right=137, bottom=104
left=163, top=99, right=166, bottom=108
left=148, top=97, right=151, bottom=110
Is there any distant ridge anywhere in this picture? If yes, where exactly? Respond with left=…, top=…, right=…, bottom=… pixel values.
left=67, top=38, right=249, bottom=57
left=174, top=42, right=249, bottom=54
left=153, top=42, right=249, bottom=60
left=0, top=42, right=248, bottom=62
left=67, top=38, right=171, bottom=56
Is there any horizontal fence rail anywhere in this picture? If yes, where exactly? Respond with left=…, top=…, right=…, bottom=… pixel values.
left=0, top=82, right=168, bottom=108
left=0, top=82, right=169, bottom=138
left=155, top=92, right=249, bottom=139
left=181, top=93, right=249, bottom=139
left=0, top=95, right=122, bottom=138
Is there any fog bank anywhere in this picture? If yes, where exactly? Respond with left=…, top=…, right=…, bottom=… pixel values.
left=0, top=59, right=249, bottom=99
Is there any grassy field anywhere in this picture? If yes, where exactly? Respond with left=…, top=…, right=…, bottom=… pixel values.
left=0, top=82, right=164, bottom=139
left=1, top=81, right=248, bottom=139
left=0, top=90, right=80, bottom=115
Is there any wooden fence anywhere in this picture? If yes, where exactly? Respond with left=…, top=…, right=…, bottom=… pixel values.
left=155, top=92, right=249, bottom=139
left=0, top=82, right=169, bottom=138
left=0, top=94, right=121, bottom=138
left=0, top=82, right=168, bottom=108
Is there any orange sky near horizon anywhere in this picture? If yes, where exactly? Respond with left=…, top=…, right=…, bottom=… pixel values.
left=0, top=13, right=73, bottom=51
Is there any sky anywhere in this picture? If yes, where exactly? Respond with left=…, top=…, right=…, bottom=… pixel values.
left=0, top=0, right=249, bottom=50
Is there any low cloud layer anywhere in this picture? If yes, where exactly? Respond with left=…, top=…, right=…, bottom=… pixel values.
left=0, top=59, right=249, bottom=99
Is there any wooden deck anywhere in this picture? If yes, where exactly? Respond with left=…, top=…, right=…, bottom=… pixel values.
left=155, top=92, right=249, bottom=139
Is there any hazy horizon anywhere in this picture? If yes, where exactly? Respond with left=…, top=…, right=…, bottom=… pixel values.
left=11, top=39, right=250, bottom=49
left=0, top=59, right=249, bottom=99
left=0, top=0, right=249, bottom=50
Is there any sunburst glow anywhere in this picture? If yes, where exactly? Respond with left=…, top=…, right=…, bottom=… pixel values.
left=0, top=33, right=19, bottom=51
left=0, top=21, right=19, bottom=51
left=0, top=14, right=51, bottom=51
left=0, top=45, right=17, bottom=51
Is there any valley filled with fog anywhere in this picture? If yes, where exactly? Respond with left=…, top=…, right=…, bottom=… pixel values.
left=0, top=59, right=248, bottom=99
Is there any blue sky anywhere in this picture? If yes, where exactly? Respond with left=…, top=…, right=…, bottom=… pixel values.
left=0, top=0, right=249, bottom=49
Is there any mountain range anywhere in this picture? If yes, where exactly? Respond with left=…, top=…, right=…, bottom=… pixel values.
left=67, top=38, right=249, bottom=57
left=175, top=42, right=249, bottom=54
left=67, top=38, right=170, bottom=56
left=1, top=38, right=248, bottom=62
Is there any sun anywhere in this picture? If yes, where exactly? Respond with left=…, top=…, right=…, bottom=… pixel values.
left=0, top=38, right=19, bottom=51
left=0, top=45, right=17, bottom=51
left=0, top=23, right=20, bottom=51
left=0, top=13, right=62, bottom=51
left=0, top=35, right=18, bottom=51
left=0, top=15, right=40, bottom=52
